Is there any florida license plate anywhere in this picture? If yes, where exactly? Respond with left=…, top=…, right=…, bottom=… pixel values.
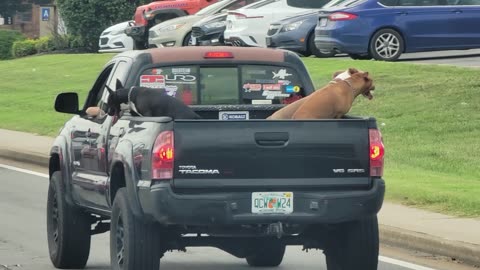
left=252, top=192, right=293, bottom=214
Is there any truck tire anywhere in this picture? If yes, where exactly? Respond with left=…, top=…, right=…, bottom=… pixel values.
left=324, top=215, right=379, bottom=270
left=246, top=240, right=286, bottom=267
left=110, top=188, right=161, bottom=270
left=47, top=171, right=91, bottom=269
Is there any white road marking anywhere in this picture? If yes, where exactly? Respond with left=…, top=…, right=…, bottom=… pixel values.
left=380, top=256, right=439, bottom=270
left=0, top=164, right=442, bottom=270
left=0, top=164, right=49, bottom=179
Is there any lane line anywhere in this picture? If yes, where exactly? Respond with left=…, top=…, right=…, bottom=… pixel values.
left=0, top=164, right=49, bottom=179
left=0, top=164, right=442, bottom=270
left=380, top=256, right=439, bottom=270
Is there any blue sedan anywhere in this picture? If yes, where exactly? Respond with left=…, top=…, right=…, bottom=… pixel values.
left=314, top=0, right=480, bottom=61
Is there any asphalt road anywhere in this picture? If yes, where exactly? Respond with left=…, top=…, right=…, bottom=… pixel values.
left=0, top=163, right=475, bottom=270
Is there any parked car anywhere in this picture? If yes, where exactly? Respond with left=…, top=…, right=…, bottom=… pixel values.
left=191, top=0, right=280, bottom=46
left=224, top=0, right=320, bottom=47
left=266, top=9, right=335, bottom=57
left=126, top=0, right=220, bottom=49
left=314, top=0, right=480, bottom=61
left=98, top=21, right=134, bottom=53
left=149, top=0, right=260, bottom=47
left=48, top=46, right=385, bottom=270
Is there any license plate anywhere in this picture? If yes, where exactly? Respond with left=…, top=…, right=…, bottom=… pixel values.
left=191, top=36, right=197, bottom=46
left=252, top=192, right=293, bottom=214
left=265, top=37, right=272, bottom=46
left=320, top=18, right=328, bottom=27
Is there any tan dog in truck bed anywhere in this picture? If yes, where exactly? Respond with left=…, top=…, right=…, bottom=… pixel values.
left=268, top=68, right=375, bottom=120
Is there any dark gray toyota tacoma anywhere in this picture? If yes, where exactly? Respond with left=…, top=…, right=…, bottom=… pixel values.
left=47, top=46, right=385, bottom=270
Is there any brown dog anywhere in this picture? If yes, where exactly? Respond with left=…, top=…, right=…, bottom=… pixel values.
left=267, top=68, right=372, bottom=120
left=291, top=68, right=375, bottom=119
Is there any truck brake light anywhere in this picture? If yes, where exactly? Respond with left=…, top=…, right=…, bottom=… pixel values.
left=369, top=129, right=385, bottom=177
left=328, top=12, right=358, bottom=21
left=152, top=131, right=174, bottom=180
left=204, top=51, right=234, bottom=58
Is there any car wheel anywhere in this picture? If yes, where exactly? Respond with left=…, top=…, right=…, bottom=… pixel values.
left=110, top=188, right=162, bottom=270
left=308, top=32, right=335, bottom=58
left=183, top=32, right=194, bottom=46
left=349, top=53, right=373, bottom=60
left=246, top=240, right=286, bottom=267
left=369, top=28, right=404, bottom=61
left=324, top=215, right=379, bottom=270
left=47, top=171, right=91, bottom=269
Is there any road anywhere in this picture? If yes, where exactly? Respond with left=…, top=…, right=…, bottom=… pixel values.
left=0, top=161, right=476, bottom=270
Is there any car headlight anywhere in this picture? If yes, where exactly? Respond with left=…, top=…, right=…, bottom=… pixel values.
left=157, top=23, right=185, bottom=32
left=204, top=21, right=226, bottom=29
left=281, top=20, right=305, bottom=32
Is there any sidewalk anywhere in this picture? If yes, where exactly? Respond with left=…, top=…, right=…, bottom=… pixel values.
left=1, top=128, right=479, bottom=266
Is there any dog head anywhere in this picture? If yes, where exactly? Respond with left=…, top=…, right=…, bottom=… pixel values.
left=350, top=71, right=375, bottom=100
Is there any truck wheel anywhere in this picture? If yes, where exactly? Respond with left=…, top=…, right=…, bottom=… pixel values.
left=246, top=240, right=286, bottom=267
left=324, top=215, right=379, bottom=270
left=47, top=171, right=91, bottom=269
left=369, top=28, right=404, bottom=61
left=110, top=188, right=161, bottom=270
left=308, top=32, right=335, bottom=58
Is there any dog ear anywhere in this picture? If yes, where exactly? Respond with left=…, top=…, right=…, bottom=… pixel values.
left=116, top=79, right=124, bottom=90
left=105, top=85, right=114, bottom=95
left=348, top=68, right=359, bottom=75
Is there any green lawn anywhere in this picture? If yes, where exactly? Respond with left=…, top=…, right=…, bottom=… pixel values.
left=0, top=54, right=479, bottom=217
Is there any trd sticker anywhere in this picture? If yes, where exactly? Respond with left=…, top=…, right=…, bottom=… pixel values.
left=272, top=69, right=292, bottom=80
left=263, top=84, right=282, bottom=91
left=140, top=75, right=165, bottom=88
left=165, top=74, right=196, bottom=84
left=172, top=67, right=191, bottom=74
left=286, top=85, right=301, bottom=93
left=243, top=83, right=262, bottom=92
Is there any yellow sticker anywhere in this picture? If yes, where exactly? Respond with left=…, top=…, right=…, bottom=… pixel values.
left=293, top=86, right=300, bottom=93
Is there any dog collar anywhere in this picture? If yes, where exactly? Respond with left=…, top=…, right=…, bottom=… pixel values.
left=127, top=86, right=143, bottom=117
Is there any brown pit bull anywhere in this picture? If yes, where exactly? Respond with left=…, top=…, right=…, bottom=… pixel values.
left=291, top=68, right=375, bottom=119
left=267, top=68, right=373, bottom=120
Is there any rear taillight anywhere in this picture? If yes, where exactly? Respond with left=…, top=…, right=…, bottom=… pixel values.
left=369, top=129, right=385, bottom=177
left=328, top=12, right=358, bottom=21
left=204, top=51, right=234, bottom=58
left=152, top=131, right=174, bottom=180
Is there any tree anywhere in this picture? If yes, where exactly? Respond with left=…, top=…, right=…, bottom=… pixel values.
left=56, top=0, right=151, bottom=51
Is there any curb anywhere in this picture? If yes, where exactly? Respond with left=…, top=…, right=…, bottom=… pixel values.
left=0, top=149, right=49, bottom=168
left=1, top=150, right=479, bottom=267
left=380, top=224, right=480, bottom=267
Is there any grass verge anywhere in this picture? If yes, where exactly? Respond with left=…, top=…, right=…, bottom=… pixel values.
left=0, top=54, right=479, bottom=217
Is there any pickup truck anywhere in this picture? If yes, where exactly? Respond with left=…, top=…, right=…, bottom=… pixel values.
left=47, top=46, right=385, bottom=270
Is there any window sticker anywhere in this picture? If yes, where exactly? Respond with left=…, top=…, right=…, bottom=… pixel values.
left=140, top=75, right=165, bottom=88
left=272, top=69, right=292, bottom=79
left=262, top=91, right=290, bottom=99
left=151, top=68, right=163, bottom=75
left=255, top=79, right=277, bottom=84
left=252, top=99, right=272, bottom=105
left=246, top=69, right=267, bottom=75
left=263, top=84, right=282, bottom=91
left=165, top=74, right=196, bottom=84
left=286, top=85, right=301, bottom=93
left=165, top=85, right=178, bottom=97
left=172, top=67, right=191, bottom=74
left=278, top=80, right=291, bottom=85
left=243, top=83, right=262, bottom=92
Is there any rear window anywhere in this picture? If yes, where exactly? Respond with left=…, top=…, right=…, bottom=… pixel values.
left=137, top=65, right=306, bottom=105
left=323, top=0, right=367, bottom=8
left=287, top=0, right=330, bottom=8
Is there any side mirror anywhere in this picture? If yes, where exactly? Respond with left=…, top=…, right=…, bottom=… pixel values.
left=55, top=92, right=80, bottom=114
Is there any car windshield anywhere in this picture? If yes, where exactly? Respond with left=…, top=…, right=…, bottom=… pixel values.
left=137, top=65, right=306, bottom=105
left=196, top=0, right=229, bottom=15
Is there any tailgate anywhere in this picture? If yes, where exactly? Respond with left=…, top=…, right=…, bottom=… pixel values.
left=172, top=119, right=371, bottom=189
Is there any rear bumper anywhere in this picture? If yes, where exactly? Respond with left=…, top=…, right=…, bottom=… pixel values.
left=314, top=22, right=370, bottom=54
left=266, top=34, right=306, bottom=54
left=139, top=178, right=385, bottom=226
